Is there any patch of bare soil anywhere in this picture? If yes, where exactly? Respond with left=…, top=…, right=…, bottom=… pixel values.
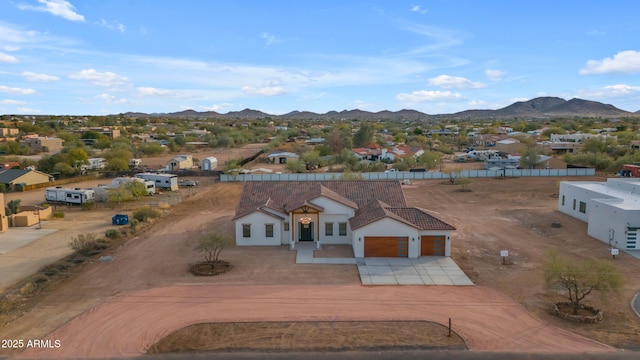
left=147, top=321, right=466, bottom=354
left=404, top=176, right=640, bottom=350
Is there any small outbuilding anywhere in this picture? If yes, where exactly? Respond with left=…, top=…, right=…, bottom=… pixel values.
left=201, top=157, right=218, bottom=171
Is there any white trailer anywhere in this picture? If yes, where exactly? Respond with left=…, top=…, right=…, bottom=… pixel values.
left=129, top=158, right=142, bottom=168
left=45, top=187, right=95, bottom=204
left=81, top=158, right=106, bottom=171
left=135, top=172, right=178, bottom=191
left=111, top=177, right=156, bottom=195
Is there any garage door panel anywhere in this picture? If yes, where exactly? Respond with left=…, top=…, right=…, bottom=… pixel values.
left=421, top=235, right=445, bottom=256
left=364, top=236, right=408, bottom=257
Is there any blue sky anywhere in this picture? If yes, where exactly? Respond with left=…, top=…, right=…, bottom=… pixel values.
left=1, top=0, right=640, bottom=116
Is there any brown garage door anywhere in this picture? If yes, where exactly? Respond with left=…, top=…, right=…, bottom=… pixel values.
left=364, top=237, right=408, bottom=257
left=421, top=235, right=445, bottom=256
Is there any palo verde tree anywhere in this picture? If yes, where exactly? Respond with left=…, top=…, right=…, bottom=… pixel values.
left=196, top=233, right=230, bottom=264
left=544, top=248, right=624, bottom=315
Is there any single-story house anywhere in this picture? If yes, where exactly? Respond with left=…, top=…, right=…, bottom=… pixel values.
left=267, top=151, right=300, bottom=164
left=494, top=139, right=525, bottom=156
left=167, top=154, right=194, bottom=170
left=352, top=142, right=383, bottom=161
left=201, top=156, right=218, bottom=171
left=0, top=169, right=52, bottom=189
left=558, top=178, right=640, bottom=250
left=232, top=181, right=456, bottom=258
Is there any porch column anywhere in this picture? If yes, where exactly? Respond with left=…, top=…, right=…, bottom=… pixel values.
left=290, top=212, right=295, bottom=250
left=316, top=213, right=321, bottom=249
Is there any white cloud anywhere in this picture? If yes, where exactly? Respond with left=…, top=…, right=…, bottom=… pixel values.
left=241, top=85, right=287, bottom=96
left=197, top=103, right=234, bottom=112
left=2, top=45, right=20, bottom=51
left=428, top=75, right=486, bottom=89
left=603, top=84, right=640, bottom=95
left=69, top=69, right=128, bottom=86
left=16, top=106, right=39, bottom=114
left=18, top=0, right=85, bottom=22
left=261, top=32, right=281, bottom=46
left=0, top=52, right=18, bottom=63
left=0, top=85, right=37, bottom=95
left=1, top=99, right=27, bottom=105
left=485, top=69, right=505, bottom=81
left=468, top=99, right=487, bottom=107
left=94, top=93, right=129, bottom=104
left=410, top=5, right=428, bottom=14
left=21, top=71, right=59, bottom=82
left=352, top=100, right=375, bottom=109
left=136, top=87, right=191, bottom=98
left=580, top=50, right=640, bottom=75
left=98, top=19, right=125, bottom=32
left=396, top=90, right=464, bottom=102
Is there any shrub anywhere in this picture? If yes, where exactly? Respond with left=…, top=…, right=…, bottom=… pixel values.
left=132, top=206, right=161, bottom=222
left=69, top=233, right=98, bottom=255
left=20, top=283, right=38, bottom=296
left=105, top=229, right=121, bottom=239
left=81, top=202, right=95, bottom=211
left=52, top=211, right=65, bottom=218
left=130, top=218, right=140, bottom=233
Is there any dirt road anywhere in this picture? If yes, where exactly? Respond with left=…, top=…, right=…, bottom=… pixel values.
left=19, top=284, right=611, bottom=358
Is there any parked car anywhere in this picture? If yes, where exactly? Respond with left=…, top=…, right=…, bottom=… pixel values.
left=180, top=180, right=199, bottom=187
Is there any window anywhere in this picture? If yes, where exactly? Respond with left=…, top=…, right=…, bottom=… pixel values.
left=283, top=222, right=289, bottom=231
left=579, top=201, right=586, bottom=214
left=339, top=222, right=347, bottom=236
left=573, top=199, right=576, bottom=210
left=265, top=224, right=274, bottom=237
left=325, top=223, right=333, bottom=236
left=242, top=224, right=251, bottom=238
left=561, top=195, right=565, bottom=206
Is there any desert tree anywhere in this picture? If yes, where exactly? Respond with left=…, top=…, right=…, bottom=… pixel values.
left=443, top=167, right=461, bottom=185
left=544, top=248, right=624, bottom=315
left=196, top=233, right=231, bottom=263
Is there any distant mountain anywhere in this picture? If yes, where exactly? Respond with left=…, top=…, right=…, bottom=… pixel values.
left=444, top=97, right=634, bottom=119
left=120, top=97, right=638, bottom=121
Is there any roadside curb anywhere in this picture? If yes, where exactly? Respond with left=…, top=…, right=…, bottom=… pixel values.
left=632, top=291, right=640, bottom=319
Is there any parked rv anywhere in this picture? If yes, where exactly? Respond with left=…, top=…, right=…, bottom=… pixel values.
left=45, top=187, right=95, bottom=204
left=135, top=172, right=179, bottom=191
left=111, top=177, right=156, bottom=195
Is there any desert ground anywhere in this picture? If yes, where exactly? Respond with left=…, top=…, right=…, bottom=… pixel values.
left=1, top=172, right=639, bottom=357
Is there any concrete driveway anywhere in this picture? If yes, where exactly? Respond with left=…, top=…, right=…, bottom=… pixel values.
left=357, top=257, right=474, bottom=286
left=294, top=243, right=473, bottom=286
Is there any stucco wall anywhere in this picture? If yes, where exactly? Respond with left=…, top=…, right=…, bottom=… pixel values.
left=588, top=200, right=640, bottom=249
left=235, top=212, right=282, bottom=246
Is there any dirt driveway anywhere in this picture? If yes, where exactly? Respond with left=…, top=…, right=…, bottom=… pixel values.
left=2, top=176, right=640, bottom=357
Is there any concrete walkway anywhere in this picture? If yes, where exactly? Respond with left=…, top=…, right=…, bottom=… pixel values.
left=294, top=243, right=473, bottom=286
left=0, top=226, right=57, bottom=254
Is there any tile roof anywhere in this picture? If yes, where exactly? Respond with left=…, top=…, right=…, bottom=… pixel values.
left=233, top=181, right=406, bottom=221
left=233, top=181, right=454, bottom=232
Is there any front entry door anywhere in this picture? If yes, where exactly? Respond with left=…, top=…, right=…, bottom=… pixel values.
left=299, top=222, right=314, bottom=241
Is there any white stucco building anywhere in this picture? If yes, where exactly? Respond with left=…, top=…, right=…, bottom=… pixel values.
left=558, top=178, right=640, bottom=250
left=233, top=181, right=456, bottom=258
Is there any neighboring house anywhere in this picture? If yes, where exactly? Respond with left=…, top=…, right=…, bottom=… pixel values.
left=0, top=169, right=52, bottom=188
left=0, top=162, right=20, bottom=170
left=558, top=178, right=640, bottom=250
left=167, top=154, right=194, bottom=170
left=267, top=151, right=300, bottom=164
left=494, top=139, right=525, bottom=155
left=201, top=157, right=218, bottom=171
left=380, top=145, right=425, bottom=162
left=0, top=128, right=19, bottom=137
left=352, top=142, right=384, bottom=161
left=232, top=181, right=456, bottom=258
left=21, top=136, right=64, bottom=153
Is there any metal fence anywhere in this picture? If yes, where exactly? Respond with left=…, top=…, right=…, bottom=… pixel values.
left=220, top=168, right=596, bottom=182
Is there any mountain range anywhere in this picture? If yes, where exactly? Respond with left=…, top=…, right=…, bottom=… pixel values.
left=123, top=97, right=639, bottom=121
